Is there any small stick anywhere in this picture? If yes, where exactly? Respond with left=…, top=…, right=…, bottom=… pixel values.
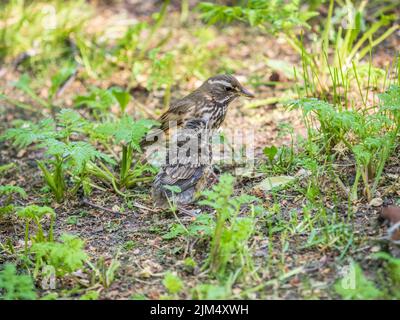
left=131, top=201, right=159, bottom=213
left=55, top=37, right=82, bottom=98
left=55, top=68, right=79, bottom=98
left=81, top=198, right=121, bottom=215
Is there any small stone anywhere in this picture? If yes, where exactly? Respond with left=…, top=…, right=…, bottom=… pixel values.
left=17, top=149, right=26, bottom=158
left=232, top=288, right=242, bottom=295
left=387, top=173, right=399, bottom=179
left=370, top=246, right=380, bottom=252
left=369, top=198, right=383, bottom=207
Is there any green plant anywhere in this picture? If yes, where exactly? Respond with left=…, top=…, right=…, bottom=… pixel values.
left=288, top=1, right=398, bottom=102
left=31, top=233, right=87, bottom=277
left=79, top=290, right=100, bottom=300
left=89, top=116, right=158, bottom=192
left=110, top=87, right=131, bottom=115
left=0, top=264, right=36, bottom=300
left=183, top=257, right=197, bottom=271
left=199, top=1, right=398, bottom=98
left=1, top=109, right=114, bottom=201
left=198, top=0, right=315, bottom=36
left=334, top=261, right=383, bottom=299
left=147, top=49, right=175, bottom=108
left=298, top=0, right=398, bottom=96
left=1, top=117, right=57, bottom=148
left=138, top=0, right=171, bottom=59
left=163, top=213, right=215, bottom=240
left=0, top=185, right=27, bottom=215
left=163, top=271, right=183, bottom=295
left=191, top=283, right=231, bottom=300
left=289, top=83, right=400, bottom=201
left=113, top=22, right=148, bottom=66
left=261, top=123, right=298, bottom=173
left=199, top=174, right=259, bottom=277
left=0, top=0, right=91, bottom=66
left=263, top=145, right=278, bottom=164
left=0, top=163, right=16, bottom=175
left=17, top=205, right=56, bottom=254
left=87, top=254, right=120, bottom=288
left=373, top=252, right=400, bottom=291
left=1, top=65, right=77, bottom=113
left=74, top=86, right=121, bottom=119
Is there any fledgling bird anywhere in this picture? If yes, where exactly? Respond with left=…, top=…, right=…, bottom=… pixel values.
left=150, top=74, right=254, bottom=208
left=141, top=74, right=254, bottom=147
left=152, top=118, right=211, bottom=208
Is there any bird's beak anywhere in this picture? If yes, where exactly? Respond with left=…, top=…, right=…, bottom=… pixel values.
left=238, top=86, right=255, bottom=98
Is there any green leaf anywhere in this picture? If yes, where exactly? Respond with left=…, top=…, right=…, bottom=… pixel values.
left=31, top=233, right=87, bottom=276
left=96, top=116, right=158, bottom=150
left=74, top=87, right=115, bottom=112
left=192, top=283, right=230, bottom=299
left=12, top=74, right=32, bottom=92
left=0, top=163, right=16, bottom=175
left=0, top=185, right=27, bottom=199
left=17, top=205, right=55, bottom=220
left=53, top=141, right=115, bottom=173
left=79, top=291, right=100, bottom=300
left=379, top=85, right=400, bottom=111
left=263, top=145, right=278, bottom=162
left=111, top=88, right=131, bottom=113
left=254, top=175, right=295, bottom=192
left=49, top=65, right=76, bottom=98
left=1, top=119, right=56, bottom=148
left=163, top=272, right=183, bottom=294
left=373, top=252, right=400, bottom=285
left=334, top=262, right=383, bottom=299
left=57, top=109, right=86, bottom=131
left=0, top=264, right=36, bottom=300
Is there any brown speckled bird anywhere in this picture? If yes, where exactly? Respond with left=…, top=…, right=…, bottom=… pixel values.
left=142, top=74, right=254, bottom=146
left=150, top=74, right=254, bottom=208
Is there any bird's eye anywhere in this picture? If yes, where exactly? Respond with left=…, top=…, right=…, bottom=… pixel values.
left=225, top=86, right=233, bottom=91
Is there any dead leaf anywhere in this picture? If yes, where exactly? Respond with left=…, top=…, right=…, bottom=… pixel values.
left=17, top=149, right=26, bottom=158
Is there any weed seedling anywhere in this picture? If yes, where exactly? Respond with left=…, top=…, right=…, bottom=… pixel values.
left=16, top=205, right=56, bottom=254
left=199, top=174, right=259, bottom=278
left=0, top=264, right=36, bottom=300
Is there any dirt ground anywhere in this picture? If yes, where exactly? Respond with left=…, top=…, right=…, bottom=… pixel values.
left=1, top=0, right=399, bottom=299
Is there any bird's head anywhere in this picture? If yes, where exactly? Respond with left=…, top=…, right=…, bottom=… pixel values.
left=200, top=74, right=255, bottom=102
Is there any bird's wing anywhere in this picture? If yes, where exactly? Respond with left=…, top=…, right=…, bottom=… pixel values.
left=162, top=165, right=200, bottom=185
left=153, top=118, right=210, bottom=193
left=159, top=96, right=197, bottom=131
left=140, top=98, right=193, bottom=147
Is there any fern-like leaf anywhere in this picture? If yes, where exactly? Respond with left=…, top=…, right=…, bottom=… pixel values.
left=1, top=119, right=56, bottom=148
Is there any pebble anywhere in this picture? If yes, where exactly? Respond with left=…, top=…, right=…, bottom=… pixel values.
left=369, top=198, right=383, bottom=207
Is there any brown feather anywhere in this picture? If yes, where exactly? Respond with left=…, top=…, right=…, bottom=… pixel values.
left=151, top=75, right=254, bottom=207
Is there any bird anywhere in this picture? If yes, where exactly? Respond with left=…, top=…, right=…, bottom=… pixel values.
left=141, top=74, right=255, bottom=147
left=152, top=118, right=210, bottom=208
left=150, top=74, right=254, bottom=208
